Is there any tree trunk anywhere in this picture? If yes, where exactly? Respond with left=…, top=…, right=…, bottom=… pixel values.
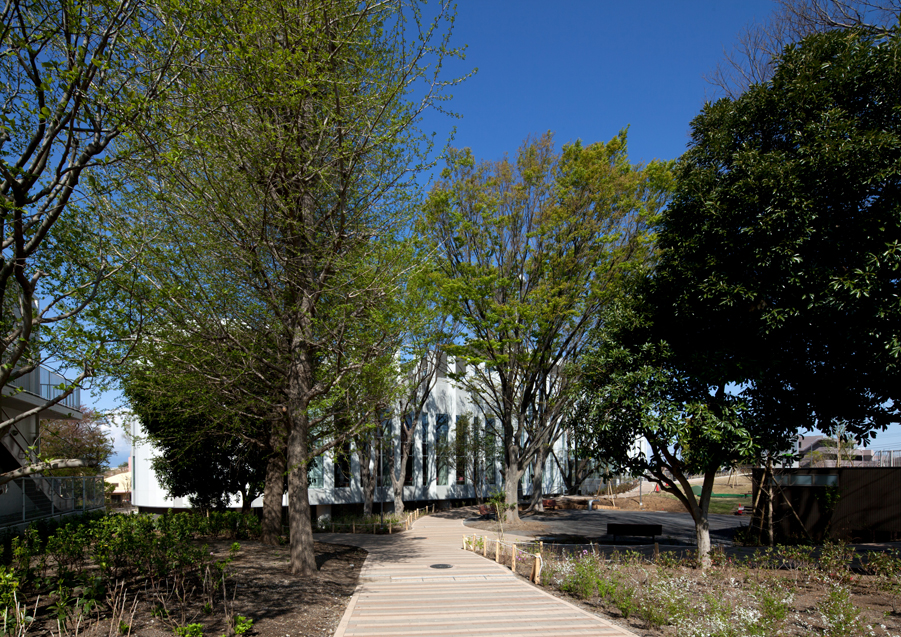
left=391, top=432, right=413, bottom=516
left=261, top=425, right=287, bottom=545
left=359, top=441, right=374, bottom=517
left=695, top=511, right=712, bottom=567
left=286, top=417, right=317, bottom=575
left=689, top=469, right=715, bottom=569
left=502, top=463, right=522, bottom=524
left=527, top=445, right=550, bottom=512
left=766, top=457, right=775, bottom=546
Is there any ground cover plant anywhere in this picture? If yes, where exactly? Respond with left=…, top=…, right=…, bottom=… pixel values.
left=535, top=543, right=901, bottom=637
left=0, top=511, right=364, bottom=637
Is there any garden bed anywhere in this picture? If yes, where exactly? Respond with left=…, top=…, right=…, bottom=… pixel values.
left=463, top=536, right=901, bottom=636
left=1, top=512, right=365, bottom=637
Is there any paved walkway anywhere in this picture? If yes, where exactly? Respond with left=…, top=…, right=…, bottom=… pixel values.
left=315, top=511, right=636, bottom=637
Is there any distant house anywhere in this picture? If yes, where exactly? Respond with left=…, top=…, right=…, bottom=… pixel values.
left=797, top=435, right=874, bottom=467
left=105, top=465, right=132, bottom=507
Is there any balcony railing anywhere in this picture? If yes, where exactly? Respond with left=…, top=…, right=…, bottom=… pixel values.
left=0, top=475, right=105, bottom=528
left=6, top=366, right=80, bottom=411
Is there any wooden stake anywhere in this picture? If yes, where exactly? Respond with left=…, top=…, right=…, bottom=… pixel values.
left=463, top=535, right=467, bottom=550
left=352, top=522, right=355, bottom=534
left=495, top=540, right=500, bottom=563
left=512, top=544, right=517, bottom=571
left=482, top=536, right=487, bottom=556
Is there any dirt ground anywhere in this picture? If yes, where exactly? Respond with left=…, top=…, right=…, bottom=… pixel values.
left=464, top=494, right=696, bottom=535
left=29, top=540, right=366, bottom=637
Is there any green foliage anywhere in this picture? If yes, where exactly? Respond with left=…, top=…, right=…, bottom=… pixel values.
left=0, top=0, right=192, bottom=449
left=817, top=585, right=869, bottom=637
left=38, top=409, right=115, bottom=476
left=175, top=623, right=204, bottom=637
left=656, top=27, right=901, bottom=438
left=0, top=565, right=19, bottom=608
left=233, top=616, right=253, bottom=635
left=421, top=131, right=673, bottom=510
left=559, top=556, right=603, bottom=600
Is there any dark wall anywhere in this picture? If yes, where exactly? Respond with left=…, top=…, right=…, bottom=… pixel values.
left=752, top=467, right=901, bottom=542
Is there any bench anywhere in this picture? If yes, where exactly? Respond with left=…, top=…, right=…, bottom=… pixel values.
left=477, top=504, right=496, bottom=519
left=542, top=498, right=558, bottom=510
left=607, top=523, right=662, bottom=543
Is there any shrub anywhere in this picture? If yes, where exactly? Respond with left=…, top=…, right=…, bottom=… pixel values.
left=817, top=585, right=869, bottom=637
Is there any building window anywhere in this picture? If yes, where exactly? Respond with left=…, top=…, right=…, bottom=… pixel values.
left=455, top=415, right=470, bottom=485
left=334, top=442, right=352, bottom=488
left=421, top=413, right=430, bottom=486
left=402, top=415, right=414, bottom=486
left=436, top=414, right=450, bottom=486
left=308, top=455, right=324, bottom=488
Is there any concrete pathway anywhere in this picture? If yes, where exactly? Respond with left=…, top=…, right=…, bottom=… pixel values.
left=315, top=511, right=636, bottom=637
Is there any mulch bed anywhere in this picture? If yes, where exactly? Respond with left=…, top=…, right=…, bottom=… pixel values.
left=27, top=540, right=366, bottom=637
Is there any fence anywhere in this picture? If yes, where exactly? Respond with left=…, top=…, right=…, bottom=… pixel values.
left=7, top=366, right=80, bottom=410
left=320, top=504, right=434, bottom=535
left=0, top=475, right=105, bottom=528
left=799, top=449, right=901, bottom=468
left=462, top=534, right=545, bottom=583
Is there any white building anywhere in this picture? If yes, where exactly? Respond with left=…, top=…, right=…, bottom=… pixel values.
left=131, top=356, right=646, bottom=518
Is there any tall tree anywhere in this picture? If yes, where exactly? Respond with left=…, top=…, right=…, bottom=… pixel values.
left=659, top=27, right=901, bottom=444
left=421, top=132, right=672, bottom=522
left=123, top=0, right=465, bottom=575
left=1, top=0, right=191, bottom=480
left=385, top=268, right=455, bottom=515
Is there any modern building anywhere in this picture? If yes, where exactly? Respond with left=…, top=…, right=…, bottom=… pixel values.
left=1, top=367, right=105, bottom=529
left=797, top=435, right=876, bottom=467
left=130, top=356, right=644, bottom=519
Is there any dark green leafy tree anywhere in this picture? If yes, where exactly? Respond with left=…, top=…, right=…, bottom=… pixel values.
left=657, top=27, right=901, bottom=443
left=575, top=296, right=793, bottom=567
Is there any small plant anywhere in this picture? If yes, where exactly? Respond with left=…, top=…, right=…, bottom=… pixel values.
left=175, top=623, right=204, bottom=637
left=817, top=585, right=869, bottom=637
left=609, top=579, right=638, bottom=619
left=119, top=620, right=130, bottom=635
left=202, top=603, right=213, bottom=615
left=233, top=616, right=253, bottom=635
left=755, top=580, right=794, bottom=633
left=559, top=554, right=601, bottom=600
left=819, top=541, right=855, bottom=585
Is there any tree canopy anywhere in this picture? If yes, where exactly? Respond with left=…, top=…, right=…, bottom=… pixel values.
left=421, top=131, right=672, bottom=521
left=655, top=27, right=901, bottom=441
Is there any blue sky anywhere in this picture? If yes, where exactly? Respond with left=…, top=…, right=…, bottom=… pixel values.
left=97, top=0, right=901, bottom=465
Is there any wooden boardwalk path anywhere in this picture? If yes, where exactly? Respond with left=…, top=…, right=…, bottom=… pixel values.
left=315, top=511, right=636, bottom=637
